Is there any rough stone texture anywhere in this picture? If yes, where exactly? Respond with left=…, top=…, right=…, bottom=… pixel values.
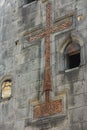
left=0, top=0, right=87, bottom=130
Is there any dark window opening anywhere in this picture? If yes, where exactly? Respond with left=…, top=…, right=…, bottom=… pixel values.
left=68, top=51, right=80, bottom=69
left=26, top=0, right=36, bottom=4
left=65, top=42, right=81, bottom=70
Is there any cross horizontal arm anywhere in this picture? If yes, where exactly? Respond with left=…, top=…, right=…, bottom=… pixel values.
left=28, top=31, right=45, bottom=42
left=51, top=19, right=72, bottom=33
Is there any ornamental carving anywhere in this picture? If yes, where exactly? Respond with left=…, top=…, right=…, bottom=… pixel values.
left=34, top=100, right=62, bottom=118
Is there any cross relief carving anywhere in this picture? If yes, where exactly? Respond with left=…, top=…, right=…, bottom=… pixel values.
left=26, top=3, right=74, bottom=118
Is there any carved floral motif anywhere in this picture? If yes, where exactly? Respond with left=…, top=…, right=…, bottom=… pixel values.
left=34, top=100, right=62, bottom=118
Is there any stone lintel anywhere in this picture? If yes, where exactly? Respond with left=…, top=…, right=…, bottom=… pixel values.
left=54, top=12, right=75, bottom=24
left=42, top=0, right=49, bottom=3
left=23, top=24, right=43, bottom=36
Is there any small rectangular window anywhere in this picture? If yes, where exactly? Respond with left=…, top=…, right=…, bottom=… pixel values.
left=68, top=51, right=80, bottom=69
left=25, top=0, right=36, bottom=4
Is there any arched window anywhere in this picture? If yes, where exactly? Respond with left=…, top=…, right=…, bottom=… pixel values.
left=1, top=79, right=12, bottom=100
left=65, top=42, right=80, bottom=69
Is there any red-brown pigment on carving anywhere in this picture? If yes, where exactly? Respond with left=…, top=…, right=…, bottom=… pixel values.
left=34, top=100, right=62, bottom=118
left=28, top=3, right=72, bottom=118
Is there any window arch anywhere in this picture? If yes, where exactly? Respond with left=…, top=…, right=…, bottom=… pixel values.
left=64, top=42, right=81, bottom=69
left=1, top=79, right=12, bottom=100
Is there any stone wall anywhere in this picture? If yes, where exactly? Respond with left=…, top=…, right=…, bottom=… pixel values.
left=0, top=0, right=87, bottom=130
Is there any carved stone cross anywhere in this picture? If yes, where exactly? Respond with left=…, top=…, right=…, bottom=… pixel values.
left=27, top=3, right=73, bottom=118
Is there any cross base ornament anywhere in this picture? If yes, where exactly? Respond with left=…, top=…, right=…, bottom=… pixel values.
left=34, top=99, right=62, bottom=118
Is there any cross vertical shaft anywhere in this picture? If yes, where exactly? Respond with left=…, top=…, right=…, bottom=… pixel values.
left=44, top=3, right=51, bottom=103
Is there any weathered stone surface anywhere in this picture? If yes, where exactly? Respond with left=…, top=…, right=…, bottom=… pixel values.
left=0, top=0, right=87, bottom=130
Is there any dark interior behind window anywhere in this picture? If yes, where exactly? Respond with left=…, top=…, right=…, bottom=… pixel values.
left=68, top=51, right=80, bottom=69
left=26, top=0, right=36, bottom=4
left=65, top=42, right=80, bottom=69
